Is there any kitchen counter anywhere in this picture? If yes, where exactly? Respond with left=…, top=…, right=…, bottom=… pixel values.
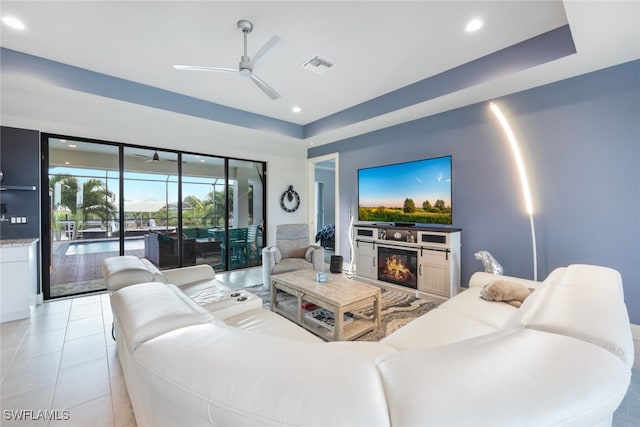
left=1, top=238, right=38, bottom=322
left=0, top=238, right=39, bottom=247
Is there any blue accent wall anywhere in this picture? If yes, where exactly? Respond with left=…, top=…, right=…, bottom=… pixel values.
left=309, top=60, right=640, bottom=324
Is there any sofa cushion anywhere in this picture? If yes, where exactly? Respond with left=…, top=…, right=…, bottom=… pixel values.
left=382, top=287, right=523, bottom=351
left=440, top=287, right=519, bottom=329
left=185, top=288, right=263, bottom=320
left=378, top=327, right=631, bottom=427
left=276, top=238, right=308, bottom=259
left=327, top=341, right=398, bottom=362
left=111, top=282, right=216, bottom=352
left=161, top=264, right=216, bottom=287
left=133, top=323, right=390, bottom=427
left=182, top=228, right=198, bottom=239
left=158, top=232, right=174, bottom=241
left=139, top=257, right=168, bottom=283
left=507, top=264, right=634, bottom=368
left=224, top=308, right=323, bottom=343
left=381, top=304, right=501, bottom=351
left=102, top=255, right=156, bottom=291
left=272, top=258, right=313, bottom=275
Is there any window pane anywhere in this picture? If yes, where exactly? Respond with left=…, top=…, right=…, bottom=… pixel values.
left=48, top=138, right=119, bottom=298
left=227, top=159, right=264, bottom=270
left=123, top=148, right=179, bottom=268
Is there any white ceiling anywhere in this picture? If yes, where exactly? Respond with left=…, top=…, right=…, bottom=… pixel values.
left=1, top=1, right=638, bottom=148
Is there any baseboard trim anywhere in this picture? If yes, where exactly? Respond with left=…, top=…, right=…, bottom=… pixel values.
left=631, top=323, right=640, bottom=341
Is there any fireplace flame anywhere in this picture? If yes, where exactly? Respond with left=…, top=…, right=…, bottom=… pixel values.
left=383, top=255, right=415, bottom=281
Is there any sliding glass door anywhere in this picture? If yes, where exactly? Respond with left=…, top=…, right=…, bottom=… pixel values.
left=181, top=154, right=225, bottom=268
left=47, top=138, right=119, bottom=298
left=227, top=159, right=265, bottom=269
left=122, top=147, right=179, bottom=267
left=43, top=135, right=266, bottom=299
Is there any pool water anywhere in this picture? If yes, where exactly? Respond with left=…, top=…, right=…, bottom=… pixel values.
left=65, top=238, right=145, bottom=255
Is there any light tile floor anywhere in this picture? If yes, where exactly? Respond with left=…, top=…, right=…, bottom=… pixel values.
left=1, top=293, right=133, bottom=427
left=1, top=267, right=638, bottom=426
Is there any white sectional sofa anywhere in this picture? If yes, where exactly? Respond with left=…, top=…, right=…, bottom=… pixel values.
left=102, top=255, right=263, bottom=320
left=102, top=257, right=634, bottom=427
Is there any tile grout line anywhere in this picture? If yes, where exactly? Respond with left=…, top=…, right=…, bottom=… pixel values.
left=0, top=323, right=27, bottom=384
left=103, top=295, right=119, bottom=427
left=46, top=301, right=71, bottom=426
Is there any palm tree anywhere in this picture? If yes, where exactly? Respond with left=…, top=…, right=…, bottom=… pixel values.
left=205, top=186, right=232, bottom=227
left=80, top=178, right=117, bottom=229
left=183, top=195, right=205, bottom=226
left=49, top=174, right=78, bottom=214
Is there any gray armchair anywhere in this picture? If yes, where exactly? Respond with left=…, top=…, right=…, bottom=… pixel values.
left=262, top=224, right=325, bottom=289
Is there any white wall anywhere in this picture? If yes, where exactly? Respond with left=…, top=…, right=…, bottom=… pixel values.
left=264, top=158, right=309, bottom=246
left=0, top=81, right=309, bottom=244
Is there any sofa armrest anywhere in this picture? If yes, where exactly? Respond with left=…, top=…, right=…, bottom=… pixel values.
left=309, top=245, right=325, bottom=271
left=262, top=246, right=280, bottom=268
left=161, top=264, right=216, bottom=287
left=468, top=271, right=541, bottom=289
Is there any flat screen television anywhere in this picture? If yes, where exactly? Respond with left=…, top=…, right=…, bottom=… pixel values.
left=358, top=155, right=452, bottom=225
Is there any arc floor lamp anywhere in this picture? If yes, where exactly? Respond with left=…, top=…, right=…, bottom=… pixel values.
left=489, top=102, right=538, bottom=281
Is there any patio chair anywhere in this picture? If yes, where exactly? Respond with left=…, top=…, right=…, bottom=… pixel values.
left=246, top=224, right=261, bottom=264
left=220, top=228, right=249, bottom=268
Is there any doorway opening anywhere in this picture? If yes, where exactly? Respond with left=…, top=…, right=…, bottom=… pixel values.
left=308, top=153, right=339, bottom=263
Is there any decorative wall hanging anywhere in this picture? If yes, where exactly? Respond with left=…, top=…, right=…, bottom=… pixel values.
left=280, top=185, right=300, bottom=213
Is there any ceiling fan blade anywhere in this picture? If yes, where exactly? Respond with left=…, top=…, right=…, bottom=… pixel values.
left=250, top=35, right=282, bottom=67
left=173, top=65, right=236, bottom=73
left=249, top=73, right=281, bottom=100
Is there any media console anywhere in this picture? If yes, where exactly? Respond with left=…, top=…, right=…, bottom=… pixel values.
left=353, top=224, right=461, bottom=299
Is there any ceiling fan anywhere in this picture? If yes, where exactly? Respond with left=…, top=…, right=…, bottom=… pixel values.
left=134, top=150, right=179, bottom=163
left=173, top=19, right=281, bottom=100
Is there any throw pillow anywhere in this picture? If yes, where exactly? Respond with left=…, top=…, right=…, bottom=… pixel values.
left=480, top=279, right=535, bottom=308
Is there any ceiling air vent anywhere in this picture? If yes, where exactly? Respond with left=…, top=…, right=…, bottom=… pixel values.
left=301, top=54, right=337, bottom=75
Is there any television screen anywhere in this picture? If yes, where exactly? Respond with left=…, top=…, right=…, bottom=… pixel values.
left=358, top=156, right=452, bottom=225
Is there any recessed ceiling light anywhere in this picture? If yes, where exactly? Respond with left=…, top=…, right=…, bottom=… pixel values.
left=68, top=144, right=77, bottom=148
left=199, top=159, right=205, bottom=163
left=2, top=16, right=26, bottom=30
left=292, top=106, right=302, bottom=113
left=64, top=161, right=70, bottom=165
left=465, top=18, right=483, bottom=32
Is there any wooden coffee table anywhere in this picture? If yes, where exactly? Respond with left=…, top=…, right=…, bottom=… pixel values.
left=270, top=270, right=381, bottom=341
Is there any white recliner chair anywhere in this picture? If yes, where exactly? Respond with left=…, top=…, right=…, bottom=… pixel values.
left=261, top=224, right=325, bottom=289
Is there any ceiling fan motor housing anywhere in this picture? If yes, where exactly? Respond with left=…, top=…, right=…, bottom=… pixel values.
left=239, top=56, right=252, bottom=76
left=237, top=20, right=253, bottom=33
left=173, top=18, right=280, bottom=100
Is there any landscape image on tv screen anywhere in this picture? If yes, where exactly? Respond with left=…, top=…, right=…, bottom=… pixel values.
left=358, top=156, right=452, bottom=225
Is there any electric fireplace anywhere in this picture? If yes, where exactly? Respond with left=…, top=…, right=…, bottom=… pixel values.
left=377, top=246, right=418, bottom=289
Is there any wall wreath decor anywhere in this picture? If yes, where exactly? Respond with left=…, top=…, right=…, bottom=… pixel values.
left=280, top=185, right=300, bottom=213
